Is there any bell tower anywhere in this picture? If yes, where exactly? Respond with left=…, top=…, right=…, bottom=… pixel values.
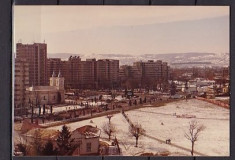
left=56, top=71, right=64, bottom=90
left=50, top=71, right=56, bottom=86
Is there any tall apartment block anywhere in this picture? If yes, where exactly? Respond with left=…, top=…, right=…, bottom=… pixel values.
left=14, top=58, right=29, bottom=110
left=16, top=43, right=47, bottom=86
left=119, top=65, right=142, bottom=82
left=47, top=57, right=119, bottom=89
left=47, top=58, right=62, bottom=83
left=66, top=56, right=81, bottom=89
left=48, top=56, right=82, bottom=89
left=134, top=60, right=169, bottom=81
left=119, top=65, right=142, bottom=89
left=48, top=56, right=81, bottom=89
left=96, top=59, right=119, bottom=88
left=162, top=62, right=169, bottom=81
left=119, top=60, right=169, bottom=89
left=79, top=59, right=96, bottom=89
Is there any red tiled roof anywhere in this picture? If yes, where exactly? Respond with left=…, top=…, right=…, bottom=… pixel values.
left=72, top=125, right=100, bottom=137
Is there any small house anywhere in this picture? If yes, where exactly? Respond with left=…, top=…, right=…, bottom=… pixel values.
left=71, top=125, right=101, bottom=155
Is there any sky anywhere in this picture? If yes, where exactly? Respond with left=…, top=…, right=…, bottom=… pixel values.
left=13, top=6, right=229, bottom=55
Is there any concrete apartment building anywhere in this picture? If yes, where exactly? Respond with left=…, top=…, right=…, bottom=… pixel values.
left=109, top=59, right=119, bottom=86
left=119, top=65, right=142, bottom=89
left=60, top=56, right=81, bottom=89
left=16, top=43, right=48, bottom=86
left=47, top=58, right=62, bottom=84
left=156, top=60, right=163, bottom=80
left=47, top=57, right=119, bottom=89
left=79, top=59, right=96, bottom=89
left=14, top=58, right=29, bottom=112
left=68, top=56, right=81, bottom=89
left=120, top=60, right=169, bottom=89
left=133, top=60, right=169, bottom=81
left=142, top=60, right=158, bottom=80
left=96, top=59, right=119, bottom=88
left=119, top=65, right=142, bottom=81
left=162, top=62, right=169, bottom=81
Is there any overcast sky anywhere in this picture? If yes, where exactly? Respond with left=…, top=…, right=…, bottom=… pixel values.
left=14, top=6, right=229, bottom=55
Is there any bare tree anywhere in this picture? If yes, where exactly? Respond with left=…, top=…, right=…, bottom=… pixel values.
left=129, top=123, right=145, bottom=147
left=102, top=122, right=116, bottom=141
left=184, top=120, right=205, bottom=156
left=31, top=129, right=43, bottom=155
left=106, top=114, right=113, bottom=124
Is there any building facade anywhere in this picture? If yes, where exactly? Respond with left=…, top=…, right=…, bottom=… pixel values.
left=16, top=43, right=47, bottom=86
left=78, top=59, right=96, bottom=89
left=135, top=60, right=169, bottom=81
left=47, top=58, right=62, bottom=85
left=47, top=57, right=119, bottom=89
left=14, top=58, right=29, bottom=109
left=120, top=60, right=169, bottom=89
left=71, top=125, right=101, bottom=155
left=26, top=72, right=65, bottom=106
left=119, top=65, right=142, bottom=89
left=96, top=59, right=119, bottom=88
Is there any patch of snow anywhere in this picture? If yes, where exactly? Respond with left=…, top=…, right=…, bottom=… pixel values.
left=47, top=99, right=229, bottom=156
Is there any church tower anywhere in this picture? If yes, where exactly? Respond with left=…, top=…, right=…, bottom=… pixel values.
left=56, top=71, right=64, bottom=90
left=50, top=71, right=56, bottom=86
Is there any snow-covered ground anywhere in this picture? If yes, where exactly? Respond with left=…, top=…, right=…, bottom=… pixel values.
left=32, top=101, right=109, bottom=114
left=32, top=105, right=83, bottom=114
left=48, top=99, right=229, bottom=156
left=215, top=97, right=229, bottom=101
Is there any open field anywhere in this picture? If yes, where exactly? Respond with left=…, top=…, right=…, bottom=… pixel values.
left=44, top=99, right=229, bottom=156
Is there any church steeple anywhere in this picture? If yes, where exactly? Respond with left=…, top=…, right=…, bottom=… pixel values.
left=50, top=71, right=56, bottom=86
left=52, top=71, right=56, bottom=77
left=58, top=70, right=62, bottom=78
left=56, top=71, right=64, bottom=90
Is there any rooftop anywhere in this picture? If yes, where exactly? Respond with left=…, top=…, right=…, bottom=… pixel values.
left=72, top=125, right=100, bottom=138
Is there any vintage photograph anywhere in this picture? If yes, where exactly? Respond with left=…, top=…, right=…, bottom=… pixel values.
left=13, top=6, right=229, bottom=156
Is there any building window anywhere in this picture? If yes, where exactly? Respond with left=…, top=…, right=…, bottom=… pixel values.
left=86, top=142, right=91, bottom=152
left=54, top=96, right=55, bottom=100
left=44, top=96, right=46, bottom=100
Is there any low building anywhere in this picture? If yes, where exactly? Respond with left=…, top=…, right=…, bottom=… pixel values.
left=71, top=125, right=101, bottom=155
left=206, top=86, right=216, bottom=99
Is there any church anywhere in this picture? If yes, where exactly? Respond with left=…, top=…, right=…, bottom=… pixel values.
left=26, top=71, right=65, bottom=106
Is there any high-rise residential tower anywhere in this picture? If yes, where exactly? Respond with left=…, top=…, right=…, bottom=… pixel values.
left=14, top=58, right=29, bottom=108
left=16, top=43, right=47, bottom=86
left=96, top=59, right=119, bottom=88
